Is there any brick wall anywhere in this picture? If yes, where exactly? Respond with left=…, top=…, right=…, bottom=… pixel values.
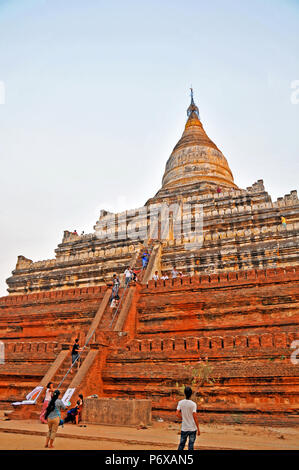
left=0, top=267, right=298, bottom=425
left=100, top=266, right=299, bottom=425
left=0, top=341, right=62, bottom=408
left=137, top=267, right=299, bottom=338
left=0, top=286, right=107, bottom=342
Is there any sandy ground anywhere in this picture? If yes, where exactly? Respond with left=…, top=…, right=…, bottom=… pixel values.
left=0, top=411, right=298, bottom=451
left=0, top=433, right=156, bottom=450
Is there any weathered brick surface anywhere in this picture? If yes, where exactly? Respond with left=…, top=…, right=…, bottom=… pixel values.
left=0, top=342, right=58, bottom=408
left=2, top=103, right=299, bottom=424
left=0, top=267, right=298, bottom=425
left=0, top=286, right=106, bottom=342
left=100, top=267, right=299, bottom=425
left=137, top=267, right=299, bottom=338
left=82, top=398, right=152, bottom=426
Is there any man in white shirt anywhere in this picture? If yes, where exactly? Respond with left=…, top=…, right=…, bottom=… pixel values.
left=153, top=271, right=159, bottom=281
left=171, top=267, right=178, bottom=279
left=176, top=386, right=200, bottom=451
left=124, top=267, right=132, bottom=286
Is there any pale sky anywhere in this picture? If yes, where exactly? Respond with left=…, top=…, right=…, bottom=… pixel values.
left=0, top=0, right=298, bottom=296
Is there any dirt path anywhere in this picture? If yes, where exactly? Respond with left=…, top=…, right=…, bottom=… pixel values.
left=0, top=433, right=157, bottom=450
left=0, top=411, right=298, bottom=450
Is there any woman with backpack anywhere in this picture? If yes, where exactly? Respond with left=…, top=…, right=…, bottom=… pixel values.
left=44, top=390, right=67, bottom=448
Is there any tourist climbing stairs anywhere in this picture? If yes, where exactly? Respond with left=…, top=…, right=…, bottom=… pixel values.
left=133, top=242, right=154, bottom=283
left=98, top=286, right=127, bottom=330
left=7, top=244, right=161, bottom=419
left=138, top=241, right=161, bottom=284
left=53, top=347, right=90, bottom=392
left=6, top=289, right=112, bottom=419
left=95, top=247, right=143, bottom=331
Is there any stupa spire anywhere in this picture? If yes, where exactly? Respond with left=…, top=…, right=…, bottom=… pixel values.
left=187, top=87, right=200, bottom=119
left=160, top=91, right=238, bottom=191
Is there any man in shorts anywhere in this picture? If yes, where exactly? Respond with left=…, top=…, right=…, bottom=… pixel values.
left=176, top=386, right=200, bottom=451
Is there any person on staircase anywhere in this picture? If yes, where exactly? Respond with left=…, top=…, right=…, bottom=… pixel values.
left=281, top=215, right=287, bottom=228
left=171, top=266, right=178, bottom=279
left=132, top=267, right=141, bottom=282
left=110, top=296, right=119, bottom=309
left=44, top=389, right=67, bottom=448
left=124, top=267, right=133, bottom=287
left=70, top=338, right=82, bottom=373
left=161, top=272, right=169, bottom=280
left=142, top=251, right=149, bottom=270
left=153, top=271, right=159, bottom=281
left=39, top=382, right=54, bottom=424
left=111, top=273, right=120, bottom=299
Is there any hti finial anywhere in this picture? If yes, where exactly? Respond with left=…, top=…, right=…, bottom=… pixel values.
left=190, top=86, right=194, bottom=103
left=187, top=86, right=199, bottom=118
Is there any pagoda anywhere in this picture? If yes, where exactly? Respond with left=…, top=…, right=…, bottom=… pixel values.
left=0, top=91, right=298, bottom=426
left=5, top=91, right=299, bottom=294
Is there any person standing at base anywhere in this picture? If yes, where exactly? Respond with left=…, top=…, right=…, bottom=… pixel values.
left=63, top=400, right=80, bottom=424
left=44, top=390, right=67, bottom=448
left=76, top=394, right=84, bottom=425
left=176, top=386, right=200, bottom=451
left=39, top=382, right=54, bottom=424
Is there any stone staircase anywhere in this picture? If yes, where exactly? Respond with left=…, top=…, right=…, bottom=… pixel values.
left=53, top=348, right=90, bottom=392
left=130, top=240, right=161, bottom=284
left=3, top=288, right=112, bottom=419
left=97, top=246, right=146, bottom=331
left=98, top=287, right=128, bottom=330
left=3, top=243, right=163, bottom=419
